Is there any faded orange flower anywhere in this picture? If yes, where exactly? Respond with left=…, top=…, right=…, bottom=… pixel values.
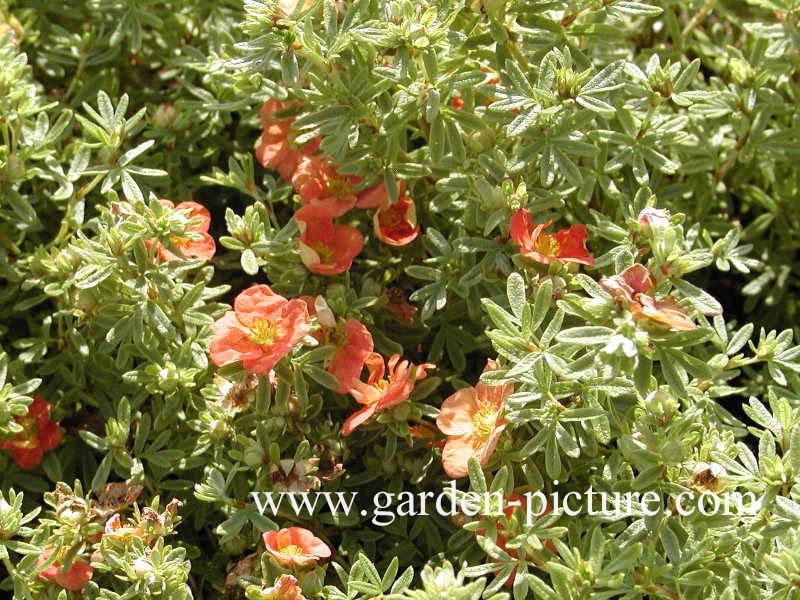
left=295, top=206, right=364, bottom=276
left=436, top=359, right=511, bottom=478
left=254, top=574, right=307, bottom=600
left=510, top=208, right=593, bottom=266
left=209, top=285, right=311, bottom=375
left=343, top=353, right=435, bottom=436
left=599, top=263, right=696, bottom=331
left=262, top=527, right=331, bottom=568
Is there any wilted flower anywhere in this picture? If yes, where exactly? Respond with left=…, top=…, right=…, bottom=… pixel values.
left=262, top=527, right=331, bottom=568
left=36, top=548, right=93, bottom=591
left=691, top=461, right=727, bottom=493
left=373, top=194, right=420, bottom=247
left=599, top=263, right=696, bottom=331
left=436, top=360, right=511, bottom=478
left=251, top=574, right=307, bottom=600
left=149, top=199, right=216, bottom=262
left=343, top=353, right=436, bottom=436
left=295, top=206, right=364, bottom=276
left=0, top=396, right=62, bottom=470
left=510, top=208, right=593, bottom=266
left=209, top=285, right=312, bottom=375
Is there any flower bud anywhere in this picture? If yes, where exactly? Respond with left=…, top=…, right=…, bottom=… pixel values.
left=131, top=556, right=154, bottom=579
left=0, top=497, right=21, bottom=540
left=152, top=103, right=177, bottom=128
left=637, top=207, right=670, bottom=237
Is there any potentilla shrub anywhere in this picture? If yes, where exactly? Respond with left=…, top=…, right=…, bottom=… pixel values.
left=1, top=0, right=800, bottom=598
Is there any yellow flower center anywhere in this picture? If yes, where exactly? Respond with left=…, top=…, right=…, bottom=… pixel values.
left=534, top=233, right=560, bottom=257
left=327, top=176, right=352, bottom=199
left=12, top=418, right=39, bottom=448
left=472, top=405, right=498, bottom=439
left=375, top=379, right=390, bottom=391
left=249, top=319, right=278, bottom=346
left=312, top=242, right=335, bottom=264
left=279, top=544, right=306, bottom=556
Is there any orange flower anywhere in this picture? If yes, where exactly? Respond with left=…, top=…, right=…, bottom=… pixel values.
left=295, top=206, right=364, bottom=276
left=302, top=296, right=374, bottom=393
left=149, top=199, right=216, bottom=262
left=436, top=360, right=511, bottom=478
left=373, top=194, right=419, bottom=247
left=599, top=264, right=696, bottom=331
left=262, top=527, right=331, bottom=568
left=510, top=208, right=593, bottom=266
left=255, top=574, right=307, bottom=600
left=102, top=513, right=144, bottom=540
left=343, top=353, right=435, bottom=436
left=255, top=100, right=302, bottom=181
left=36, top=547, right=93, bottom=591
left=0, top=396, right=62, bottom=470
left=209, top=285, right=312, bottom=375
left=292, top=156, right=364, bottom=217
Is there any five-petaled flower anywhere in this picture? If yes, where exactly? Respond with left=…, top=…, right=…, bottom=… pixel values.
left=0, top=396, right=62, bottom=470
left=149, top=199, right=216, bottom=262
left=510, top=208, right=593, bottom=266
left=209, top=285, right=312, bottom=375
left=373, top=193, right=420, bottom=247
left=343, top=353, right=435, bottom=436
left=599, top=263, right=696, bottom=331
left=295, top=206, right=364, bottom=276
left=436, top=359, right=511, bottom=478
left=262, top=527, right=331, bottom=569
left=36, top=547, right=93, bottom=591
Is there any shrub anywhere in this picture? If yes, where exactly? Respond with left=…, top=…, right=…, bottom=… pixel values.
left=1, top=0, right=800, bottom=598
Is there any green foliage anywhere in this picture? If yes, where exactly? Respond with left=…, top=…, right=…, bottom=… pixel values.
left=1, top=0, right=800, bottom=598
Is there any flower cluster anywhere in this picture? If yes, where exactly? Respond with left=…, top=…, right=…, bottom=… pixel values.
left=255, top=99, right=419, bottom=276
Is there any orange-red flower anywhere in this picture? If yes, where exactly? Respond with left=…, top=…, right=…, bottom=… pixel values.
left=436, top=360, right=511, bottom=478
left=343, top=353, right=435, bottom=436
left=209, top=285, right=312, bottom=375
left=255, top=574, right=308, bottom=600
left=36, top=547, right=93, bottom=591
left=149, top=199, right=216, bottom=262
left=0, top=396, right=62, bottom=470
left=510, top=208, right=593, bottom=266
left=599, top=264, right=696, bottom=331
left=295, top=206, right=364, bottom=276
left=373, top=194, right=419, bottom=247
left=475, top=492, right=554, bottom=586
left=302, top=296, right=374, bottom=393
left=262, top=527, right=331, bottom=568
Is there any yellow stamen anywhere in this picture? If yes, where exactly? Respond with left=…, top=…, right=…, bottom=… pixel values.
left=327, top=176, right=351, bottom=199
left=249, top=319, right=278, bottom=346
left=534, top=233, right=560, bottom=257
left=472, top=405, right=499, bottom=439
left=312, top=242, right=335, bottom=264
left=280, top=544, right=306, bottom=555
